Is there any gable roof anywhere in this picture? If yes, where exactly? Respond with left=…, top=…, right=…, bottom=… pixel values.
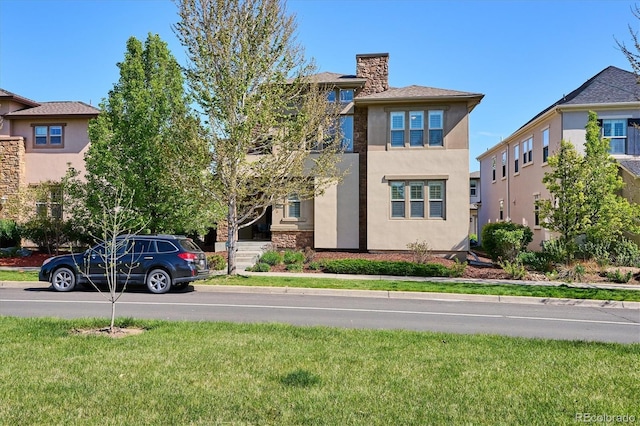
left=520, top=66, right=638, bottom=129
left=309, top=72, right=367, bottom=86
left=355, top=84, right=484, bottom=109
left=0, top=88, right=40, bottom=108
left=5, top=101, right=100, bottom=118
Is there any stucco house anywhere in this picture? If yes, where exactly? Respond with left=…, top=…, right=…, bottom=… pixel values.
left=476, top=66, right=640, bottom=249
left=232, top=53, right=484, bottom=258
left=0, top=89, right=100, bottom=216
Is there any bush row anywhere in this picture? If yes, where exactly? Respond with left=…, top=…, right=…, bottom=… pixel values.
left=321, top=259, right=462, bottom=277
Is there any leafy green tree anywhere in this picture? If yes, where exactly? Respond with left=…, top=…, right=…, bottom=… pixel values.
left=84, top=33, right=220, bottom=236
left=539, top=112, right=640, bottom=261
left=538, top=139, right=588, bottom=261
left=175, top=0, right=344, bottom=274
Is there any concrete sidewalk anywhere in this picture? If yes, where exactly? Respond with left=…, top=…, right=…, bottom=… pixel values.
left=3, top=269, right=639, bottom=310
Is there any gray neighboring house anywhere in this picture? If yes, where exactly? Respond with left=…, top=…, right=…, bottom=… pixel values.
left=477, top=66, right=640, bottom=249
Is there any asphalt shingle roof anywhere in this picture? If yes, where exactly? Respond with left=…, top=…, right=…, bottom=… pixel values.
left=5, top=101, right=100, bottom=117
left=0, top=88, right=40, bottom=107
left=357, top=85, right=482, bottom=101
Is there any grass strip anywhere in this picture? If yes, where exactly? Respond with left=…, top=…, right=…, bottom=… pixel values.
left=1, top=316, right=638, bottom=425
left=0, top=270, right=39, bottom=281
left=203, top=275, right=640, bottom=302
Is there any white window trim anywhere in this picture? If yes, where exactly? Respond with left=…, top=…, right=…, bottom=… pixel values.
left=389, top=179, right=445, bottom=220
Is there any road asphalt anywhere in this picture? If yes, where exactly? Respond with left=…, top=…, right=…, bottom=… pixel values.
left=2, top=268, right=639, bottom=310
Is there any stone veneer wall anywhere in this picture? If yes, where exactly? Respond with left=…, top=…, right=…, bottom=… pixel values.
left=0, top=137, right=25, bottom=214
left=271, top=230, right=313, bottom=249
left=354, top=54, right=389, bottom=250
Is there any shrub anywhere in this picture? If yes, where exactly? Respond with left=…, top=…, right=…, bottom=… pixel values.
left=407, top=240, right=431, bottom=264
left=247, top=262, right=270, bottom=272
left=610, top=239, right=640, bottom=267
left=321, top=259, right=453, bottom=277
left=307, top=261, right=323, bottom=271
left=605, top=269, right=633, bottom=284
left=517, top=251, right=554, bottom=273
left=207, top=254, right=227, bottom=271
left=0, top=219, right=21, bottom=248
left=498, top=260, right=527, bottom=280
left=449, top=259, right=467, bottom=278
left=286, top=263, right=303, bottom=272
left=481, top=222, right=533, bottom=262
left=259, top=250, right=283, bottom=266
left=283, top=250, right=304, bottom=265
left=20, top=218, right=75, bottom=254
left=541, top=239, right=569, bottom=264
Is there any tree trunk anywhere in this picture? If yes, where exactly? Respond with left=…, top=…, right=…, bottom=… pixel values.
left=227, top=198, right=238, bottom=275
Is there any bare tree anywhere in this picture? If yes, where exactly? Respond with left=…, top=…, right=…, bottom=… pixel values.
left=174, top=0, right=345, bottom=274
left=73, top=186, right=147, bottom=333
left=617, top=5, right=640, bottom=79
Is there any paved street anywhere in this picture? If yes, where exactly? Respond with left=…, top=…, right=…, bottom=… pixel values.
left=1, top=283, right=639, bottom=343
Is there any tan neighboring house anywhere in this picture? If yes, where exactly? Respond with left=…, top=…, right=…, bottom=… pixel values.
left=477, top=66, right=640, bottom=249
left=0, top=89, right=99, bottom=216
left=230, top=53, right=484, bottom=258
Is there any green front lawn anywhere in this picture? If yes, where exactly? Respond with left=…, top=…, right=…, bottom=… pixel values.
left=1, top=316, right=638, bottom=425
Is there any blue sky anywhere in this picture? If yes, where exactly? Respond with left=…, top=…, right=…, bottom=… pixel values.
left=1, top=0, right=638, bottom=170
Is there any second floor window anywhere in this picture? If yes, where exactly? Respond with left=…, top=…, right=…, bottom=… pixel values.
left=542, top=128, right=549, bottom=163
left=389, top=110, right=444, bottom=147
left=501, top=151, right=507, bottom=178
left=470, top=180, right=477, bottom=197
left=341, top=116, right=353, bottom=152
left=602, top=119, right=627, bottom=154
left=34, top=125, right=64, bottom=147
left=522, top=137, right=533, bottom=165
left=514, top=145, right=519, bottom=173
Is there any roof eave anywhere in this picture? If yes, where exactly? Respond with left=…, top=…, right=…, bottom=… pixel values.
left=355, top=94, right=484, bottom=106
left=477, top=107, right=559, bottom=161
left=556, top=101, right=640, bottom=111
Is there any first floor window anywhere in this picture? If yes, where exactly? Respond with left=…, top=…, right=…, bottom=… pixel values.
left=534, top=194, right=540, bottom=227
left=391, top=182, right=405, bottom=217
left=34, top=124, right=64, bottom=147
left=428, top=181, right=444, bottom=218
left=287, top=194, right=301, bottom=218
left=499, top=199, right=504, bottom=221
left=390, top=180, right=445, bottom=219
left=35, top=186, right=63, bottom=219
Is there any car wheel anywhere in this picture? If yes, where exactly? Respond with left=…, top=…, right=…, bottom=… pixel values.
left=146, top=269, right=172, bottom=294
left=51, top=267, right=76, bottom=292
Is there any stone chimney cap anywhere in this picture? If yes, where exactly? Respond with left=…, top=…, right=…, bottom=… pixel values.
left=356, top=53, right=389, bottom=59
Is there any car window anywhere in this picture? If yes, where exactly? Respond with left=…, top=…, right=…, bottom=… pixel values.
left=178, top=239, right=202, bottom=252
left=131, top=239, right=155, bottom=254
left=156, top=240, right=177, bottom=253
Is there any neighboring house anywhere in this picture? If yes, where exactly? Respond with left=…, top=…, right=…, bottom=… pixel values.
left=476, top=66, right=640, bottom=249
left=0, top=89, right=100, bottom=216
left=229, top=53, right=484, bottom=258
left=469, top=171, right=480, bottom=238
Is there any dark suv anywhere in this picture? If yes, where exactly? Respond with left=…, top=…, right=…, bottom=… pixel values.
left=39, top=235, right=209, bottom=294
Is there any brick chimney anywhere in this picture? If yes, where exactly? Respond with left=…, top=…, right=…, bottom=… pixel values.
left=355, top=53, right=389, bottom=96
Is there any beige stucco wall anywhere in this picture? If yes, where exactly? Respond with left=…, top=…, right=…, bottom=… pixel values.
left=9, top=118, right=90, bottom=183
left=314, top=154, right=359, bottom=249
left=365, top=102, right=471, bottom=253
